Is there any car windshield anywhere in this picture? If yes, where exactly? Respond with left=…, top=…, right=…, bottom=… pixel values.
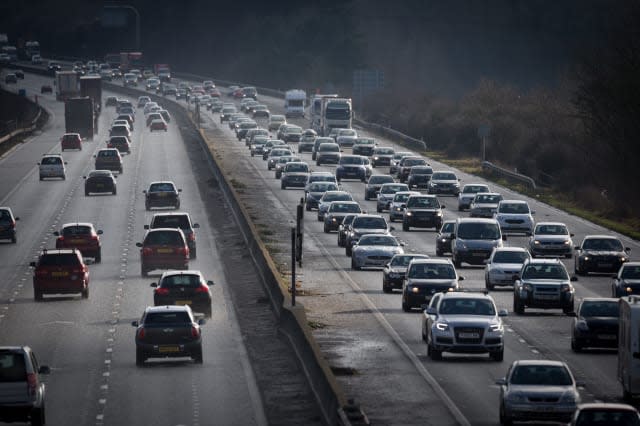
left=152, top=215, right=190, bottom=229
left=309, top=183, right=337, bottom=192
left=394, top=152, right=412, bottom=160
left=161, top=274, right=201, bottom=287
left=89, top=171, right=111, bottom=178
left=375, top=148, right=394, bottom=155
left=353, top=217, right=387, bottom=229
left=493, top=251, right=529, bottom=264
left=582, top=238, right=624, bottom=251
left=410, top=167, right=432, bottom=175
left=144, top=311, right=191, bottom=324
left=439, top=298, right=496, bottom=315
left=62, top=226, right=91, bottom=236
left=340, top=156, right=364, bottom=165
left=457, top=223, right=501, bottom=240
left=144, top=231, right=183, bottom=245
left=319, top=144, right=339, bottom=152
left=369, top=176, right=394, bottom=184
left=622, top=265, right=640, bottom=279
left=440, top=222, right=455, bottom=233
left=0, top=352, right=26, bottom=382
left=499, top=203, right=530, bottom=214
left=405, top=158, right=426, bottom=167
left=329, top=203, right=361, bottom=213
left=433, top=172, right=456, bottom=180
left=356, top=138, right=375, bottom=145
left=0, top=210, right=11, bottom=222
left=535, top=224, right=569, bottom=235
left=390, top=255, right=427, bottom=267
left=510, top=365, right=573, bottom=386
left=339, top=129, right=356, bottom=136
left=407, top=197, right=439, bottom=208
left=475, top=194, right=502, bottom=204
left=149, top=183, right=175, bottom=192
left=409, top=263, right=456, bottom=279
left=576, top=410, right=640, bottom=426
left=580, top=301, right=619, bottom=317
left=322, top=193, right=352, bottom=202
left=522, top=264, right=569, bottom=280
left=358, top=235, right=397, bottom=246
left=393, top=193, right=414, bottom=203
left=381, top=184, right=409, bottom=194
left=309, top=175, right=335, bottom=183
left=286, top=163, right=308, bottom=172
left=463, top=185, right=489, bottom=194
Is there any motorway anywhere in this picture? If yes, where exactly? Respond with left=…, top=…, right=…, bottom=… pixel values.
left=0, top=72, right=325, bottom=426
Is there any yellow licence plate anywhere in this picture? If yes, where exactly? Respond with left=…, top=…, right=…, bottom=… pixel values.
left=71, top=239, right=85, bottom=244
left=158, top=346, right=180, bottom=353
left=157, top=248, right=173, bottom=254
left=157, top=193, right=167, bottom=197
left=51, top=271, right=69, bottom=277
left=175, top=300, right=192, bottom=306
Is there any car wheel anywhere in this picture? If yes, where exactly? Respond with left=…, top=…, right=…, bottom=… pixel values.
left=39, top=176, right=43, bottom=181
left=351, top=258, right=360, bottom=270
left=513, top=297, right=524, bottom=315
left=281, top=182, right=286, bottom=190
left=563, top=303, right=574, bottom=315
left=453, top=256, right=462, bottom=268
left=34, top=290, right=43, bottom=301
left=11, top=235, right=16, bottom=244
left=490, top=350, right=504, bottom=362
left=364, top=193, right=369, bottom=201
left=571, top=338, right=582, bottom=353
left=499, top=403, right=512, bottom=426
left=193, top=346, right=203, bottom=364
left=95, top=250, right=102, bottom=263
left=402, top=302, right=410, bottom=312
left=141, top=266, right=148, bottom=277
left=323, top=224, right=330, bottom=233
left=136, top=348, right=146, bottom=366
left=145, top=203, right=150, bottom=211
left=402, top=222, right=409, bottom=231
left=346, top=246, right=352, bottom=257
left=305, top=203, right=311, bottom=211
left=436, top=248, right=443, bottom=257
left=376, top=205, right=382, bottom=213
left=120, top=167, right=124, bottom=174
left=429, top=345, right=442, bottom=361
left=485, top=279, right=494, bottom=291
left=112, top=189, right=117, bottom=195
left=565, top=253, right=572, bottom=259
left=81, top=285, right=89, bottom=299
left=30, top=406, right=45, bottom=426
left=382, top=284, right=391, bottom=294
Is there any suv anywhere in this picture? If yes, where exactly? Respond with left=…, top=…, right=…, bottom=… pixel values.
left=0, top=207, right=19, bottom=243
left=424, top=291, right=507, bottom=361
left=0, top=346, right=50, bottom=426
left=364, top=175, right=395, bottom=200
left=427, top=171, right=461, bottom=195
left=54, top=222, right=103, bottom=262
left=495, top=200, right=535, bottom=235
left=151, top=270, right=214, bottom=317
left=402, top=195, right=444, bottom=231
left=144, top=181, right=182, bottom=210
left=37, top=154, right=66, bottom=180
left=136, top=228, right=190, bottom=276
left=146, top=213, right=199, bottom=258
left=513, top=258, right=577, bottom=314
left=94, top=148, right=123, bottom=173
left=336, top=155, right=372, bottom=182
left=29, top=249, right=90, bottom=300
left=451, top=218, right=504, bottom=267
left=60, top=133, right=82, bottom=151
left=401, top=258, right=461, bottom=311
left=575, top=235, right=630, bottom=275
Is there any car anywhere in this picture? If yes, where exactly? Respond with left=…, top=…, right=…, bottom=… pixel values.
left=497, top=360, right=582, bottom=424
left=401, top=258, right=461, bottom=311
left=14, top=70, right=24, bottom=79
left=315, top=143, right=341, bottom=165
left=388, top=191, right=421, bottom=222
left=54, top=222, right=103, bottom=262
left=281, top=162, right=310, bottom=189
left=352, top=234, right=404, bottom=270
left=570, top=403, right=640, bottom=426
left=252, top=105, right=270, bottom=118
left=123, top=73, right=137, bottom=86
left=371, top=147, right=395, bottom=167
left=4, top=73, right=17, bottom=84
left=111, top=119, right=132, bottom=133
left=220, top=107, right=237, bottom=122
left=274, top=156, right=302, bottom=179
left=457, top=183, right=490, bottom=211
left=528, top=222, right=574, bottom=258
left=143, top=101, right=158, bottom=114
left=451, top=218, right=505, bottom=267
left=40, top=85, right=53, bottom=94
left=137, top=95, right=151, bottom=107
left=136, top=228, right=190, bottom=276
left=495, top=200, right=535, bottom=235
left=469, top=192, right=503, bottom=218
left=424, top=291, right=507, bottom=361
left=389, top=151, right=413, bottom=175
left=150, top=119, right=168, bottom=132
left=427, top=170, right=460, bottom=195
left=513, top=258, right=577, bottom=314
left=298, top=132, right=317, bottom=153
left=612, top=262, right=640, bottom=297
left=575, top=235, right=630, bottom=275
left=118, top=100, right=135, bottom=114
left=176, top=88, right=188, bottom=100
left=317, top=191, right=354, bottom=222
left=268, top=115, right=286, bottom=131
left=242, top=86, right=258, bottom=100
left=305, top=171, right=338, bottom=187
left=47, top=61, right=62, bottom=73
left=0, top=53, right=9, bottom=64
left=151, top=270, right=213, bottom=317
left=435, top=220, right=456, bottom=256
left=345, top=214, right=393, bottom=256
left=31, top=53, right=43, bottom=63
left=107, top=136, right=131, bottom=154
left=0, top=207, right=19, bottom=243
left=105, top=96, right=118, bottom=107
left=29, top=249, right=90, bottom=300
left=484, top=247, right=531, bottom=290
left=100, top=69, right=113, bottom=81
left=60, top=133, right=82, bottom=151
left=132, top=305, right=205, bottom=365
left=267, top=148, right=293, bottom=170
left=146, top=112, right=164, bottom=127
left=569, top=297, right=619, bottom=352
left=262, top=140, right=288, bottom=160
left=304, top=181, right=339, bottom=211
left=145, top=212, right=200, bottom=258
left=245, top=128, right=270, bottom=148
left=406, top=166, right=433, bottom=189
left=250, top=137, right=269, bottom=157
left=311, top=137, right=335, bottom=161
left=336, top=155, right=372, bottom=182
left=84, top=170, right=117, bottom=195
left=364, top=175, right=395, bottom=200
left=144, top=181, right=182, bottom=210
left=337, top=214, right=358, bottom=247
left=281, top=125, right=303, bottom=143
left=323, top=201, right=362, bottom=233
left=382, top=253, right=430, bottom=293
left=37, top=154, right=66, bottom=180
left=376, top=183, right=410, bottom=213
left=236, top=121, right=259, bottom=140
left=109, top=124, right=132, bottom=139
left=0, top=346, right=50, bottom=426
left=336, top=135, right=358, bottom=149
left=397, top=157, right=428, bottom=183
left=352, top=137, right=376, bottom=156
left=402, top=195, right=445, bottom=231
left=116, top=114, right=135, bottom=129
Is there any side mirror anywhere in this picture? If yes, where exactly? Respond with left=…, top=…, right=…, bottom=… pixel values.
left=131, top=321, right=139, bottom=327
left=193, top=223, right=200, bottom=229
left=400, top=242, right=405, bottom=247
left=441, top=205, right=446, bottom=209
left=38, top=366, right=50, bottom=375
left=449, top=233, right=456, bottom=239
left=83, top=176, right=87, bottom=179
left=97, top=230, right=103, bottom=235
left=495, top=378, right=506, bottom=386
left=576, top=380, right=586, bottom=387
left=570, top=233, right=575, bottom=237
left=136, top=242, right=143, bottom=247
left=626, top=247, right=632, bottom=252
left=571, top=276, right=578, bottom=282
left=531, top=210, right=536, bottom=215
left=458, top=276, right=465, bottom=281
left=178, top=189, right=183, bottom=192
left=143, top=225, right=149, bottom=230
left=574, top=246, right=580, bottom=251
left=53, top=231, right=60, bottom=236
left=36, top=163, right=40, bottom=165
left=389, top=226, right=395, bottom=231
left=29, top=262, right=36, bottom=267
left=207, top=280, right=214, bottom=286
left=426, top=307, right=437, bottom=315
left=143, top=190, right=147, bottom=194
left=197, top=319, right=206, bottom=326
left=512, top=274, right=521, bottom=281
left=400, top=204, right=406, bottom=209
left=93, top=155, right=96, bottom=158
left=14, top=217, right=19, bottom=221
left=498, top=309, right=508, bottom=317
left=384, top=263, right=390, bottom=268
left=150, top=283, right=157, bottom=288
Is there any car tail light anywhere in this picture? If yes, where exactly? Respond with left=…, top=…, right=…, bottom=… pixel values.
left=27, top=373, right=37, bottom=396
left=155, top=287, right=169, bottom=296
left=187, top=233, right=196, bottom=242
left=72, top=268, right=82, bottom=274
left=91, top=235, right=99, bottom=241
left=142, top=247, right=153, bottom=255
left=35, top=269, right=48, bottom=277
left=177, top=246, right=189, bottom=256
left=195, top=285, right=208, bottom=294
left=138, top=328, right=145, bottom=340
left=191, top=326, right=200, bottom=338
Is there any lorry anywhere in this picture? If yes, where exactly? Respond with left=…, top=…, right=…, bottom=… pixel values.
left=618, top=295, right=640, bottom=400
left=120, top=51, right=143, bottom=72
left=65, top=97, right=95, bottom=140
left=154, top=64, right=171, bottom=82
left=310, top=94, right=337, bottom=134
left=80, top=76, right=102, bottom=115
left=321, top=97, right=352, bottom=136
left=284, top=89, right=307, bottom=118
left=55, top=71, right=79, bottom=101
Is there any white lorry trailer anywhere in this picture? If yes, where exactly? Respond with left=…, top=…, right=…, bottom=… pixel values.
left=55, top=71, right=80, bottom=101
left=618, top=295, right=640, bottom=400
left=284, top=89, right=306, bottom=118
left=320, top=97, right=352, bottom=136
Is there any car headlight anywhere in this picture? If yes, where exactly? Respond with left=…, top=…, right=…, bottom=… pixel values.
left=411, top=287, right=420, bottom=293
left=561, top=283, right=573, bottom=293
left=507, top=392, right=526, bottom=403
left=621, top=256, right=628, bottom=262
left=523, top=283, right=533, bottom=292
left=576, top=320, right=589, bottom=331
left=533, top=240, right=540, bottom=245
left=332, top=217, right=337, bottom=222
left=563, top=240, right=571, bottom=245
left=435, top=322, right=449, bottom=331
left=582, top=256, right=589, bottom=261
left=406, top=212, right=413, bottom=216
left=374, top=156, right=379, bottom=160
left=436, top=211, right=442, bottom=217
left=456, top=241, right=468, bottom=250
left=441, top=238, right=448, bottom=243
left=560, top=392, right=578, bottom=404
left=489, top=323, right=503, bottom=332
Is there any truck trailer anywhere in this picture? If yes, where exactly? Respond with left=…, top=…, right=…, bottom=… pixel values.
left=618, top=295, right=640, bottom=400
left=55, top=71, right=79, bottom=101
left=65, top=97, right=94, bottom=140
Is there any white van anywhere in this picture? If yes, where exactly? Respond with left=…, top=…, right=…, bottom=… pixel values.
left=618, top=296, right=640, bottom=400
left=38, top=154, right=67, bottom=180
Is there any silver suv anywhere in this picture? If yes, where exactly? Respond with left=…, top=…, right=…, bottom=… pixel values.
left=513, top=258, right=577, bottom=314
left=451, top=218, right=504, bottom=267
left=424, top=291, right=507, bottom=361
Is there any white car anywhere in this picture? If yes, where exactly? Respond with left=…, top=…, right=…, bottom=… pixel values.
left=458, top=183, right=490, bottom=211
left=351, top=234, right=404, bottom=270
left=495, top=200, right=535, bottom=235
left=484, top=247, right=531, bottom=290
left=38, top=154, right=67, bottom=180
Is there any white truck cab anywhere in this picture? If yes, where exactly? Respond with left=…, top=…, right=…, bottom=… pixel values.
left=284, top=89, right=307, bottom=118
left=618, top=295, right=640, bottom=400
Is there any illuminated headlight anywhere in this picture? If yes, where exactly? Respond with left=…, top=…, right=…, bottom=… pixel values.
left=332, top=217, right=337, bottom=222
left=441, top=238, right=447, bottom=243
left=583, top=256, right=589, bottom=261
left=563, top=240, right=571, bottom=245
left=627, top=286, right=634, bottom=293
left=576, top=320, right=589, bottom=331
left=406, top=212, right=413, bottom=216
left=489, top=323, right=503, bottom=332
left=621, top=256, right=628, bottom=262
left=436, top=211, right=442, bottom=217
left=411, top=287, right=420, bottom=293
left=435, top=322, right=449, bottom=331
left=395, top=207, right=402, bottom=211
left=374, top=156, right=379, bottom=160
left=533, top=240, right=541, bottom=245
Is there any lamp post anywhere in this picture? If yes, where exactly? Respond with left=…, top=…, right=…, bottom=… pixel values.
left=103, top=3, right=141, bottom=50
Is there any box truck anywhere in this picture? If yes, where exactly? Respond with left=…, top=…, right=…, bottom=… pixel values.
left=65, top=97, right=94, bottom=140
left=618, top=295, right=640, bottom=400
left=284, top=89, right=306, bottom=118
left=55, top=71, right=79, bottom=101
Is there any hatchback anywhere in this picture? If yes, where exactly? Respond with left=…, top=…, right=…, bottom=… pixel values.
left=30, top=249, right=90, bottom=300
left=61, top=133, right=82, bottom=151
left=145, top=213, right=199, bottom=258
left=0, top=207, right=19, bottom=243
left=151, top=270, right=213, bottom=317
left=137, top=228, right=190, bottom=276
left=144, top=181, right=182, bottom=210
left=54, top=223, right=103, bottom=262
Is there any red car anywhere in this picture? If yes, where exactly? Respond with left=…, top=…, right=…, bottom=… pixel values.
left=61, top=133, right=82, bottom=151
left=136, top=228, right=189, bottom=276
left=149, top=119, right=168, bottom=132
left=54, top=223, right=103, bottom=262
left=29, top=249, right=90, bottom=300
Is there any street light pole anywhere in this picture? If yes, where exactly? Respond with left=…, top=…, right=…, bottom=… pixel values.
left=104, top=3, right=141, bottom=50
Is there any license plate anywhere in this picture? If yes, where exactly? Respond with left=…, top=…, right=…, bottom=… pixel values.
left=598, top=334, right=616, bottom=340
left=158, top=346, right=180, bottom=353
left=157, top=248, right=173, bottom=254
left=71, top=239, right=85, bottom=244
left=598, top=263, right=612, bottom=268
left=459, top=332, right=480, bottom=339
left=51, top=271, right=69, bottom=277
left=157, top=193, right=167, bottom=197
left=535, top=294, right=557, bottom=300
left=472, top=253, right=486, bottom=257
left=96, top=183, right=104, bottom=187
left=175, top=300, right=192, bottom=306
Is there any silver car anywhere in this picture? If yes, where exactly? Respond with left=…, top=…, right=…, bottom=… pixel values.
left=304, top=182, right=339, bottom=211
left=497, top=360, right=582, bottom=424
left=376, top=183, right=410, bottom=213
left=317, top=191, right=354, bottom=221
left=388, top=191, right=421, bottom=222
left=427, top=171, right=461, bottom=196
left=485, top=247, right=531, bottom=290
left=495, top=200, right=535, bottom=235
left=470, top=192, right=503, bottom=218
left=528, top=222, right=574, bottom=258
left=457, top=183, right=490, bottom=211
left=351, top=234, right=404, bottom=270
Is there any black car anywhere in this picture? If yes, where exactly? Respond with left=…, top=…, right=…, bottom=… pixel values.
left=151, top=270, right=213, bottom=317
left=107, top=136, right=131, bottom=154
left=402, top=195, right=445, bottom=231
left=84, top=170, right=117, bottom=195
left=407, top=166, right=434, bottom=189
left=4, top=74, right=17, bottom=84
left=382, top=253, right=430, bottom=293
left=397, top=156, right=427, bottom=183
left=105, top=96, right=118, bottom=107
left=570, top=298, right=619, bottom=352
left=144, top=181, right=182, bottom=210
left=371, top=147, right=395, bottom=167
left=435, top=220, right=456, bottom=256
left=0, top=346, right=50, bottom=426
left=364, top=175, right=395, bottom=200
left=0, top=207, right=19, bottom=243
left=132, top=305, right=205, bottom=365
left=574, top=235, right=631, bottom=275
left=146, top=212, right=199, bottom=258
